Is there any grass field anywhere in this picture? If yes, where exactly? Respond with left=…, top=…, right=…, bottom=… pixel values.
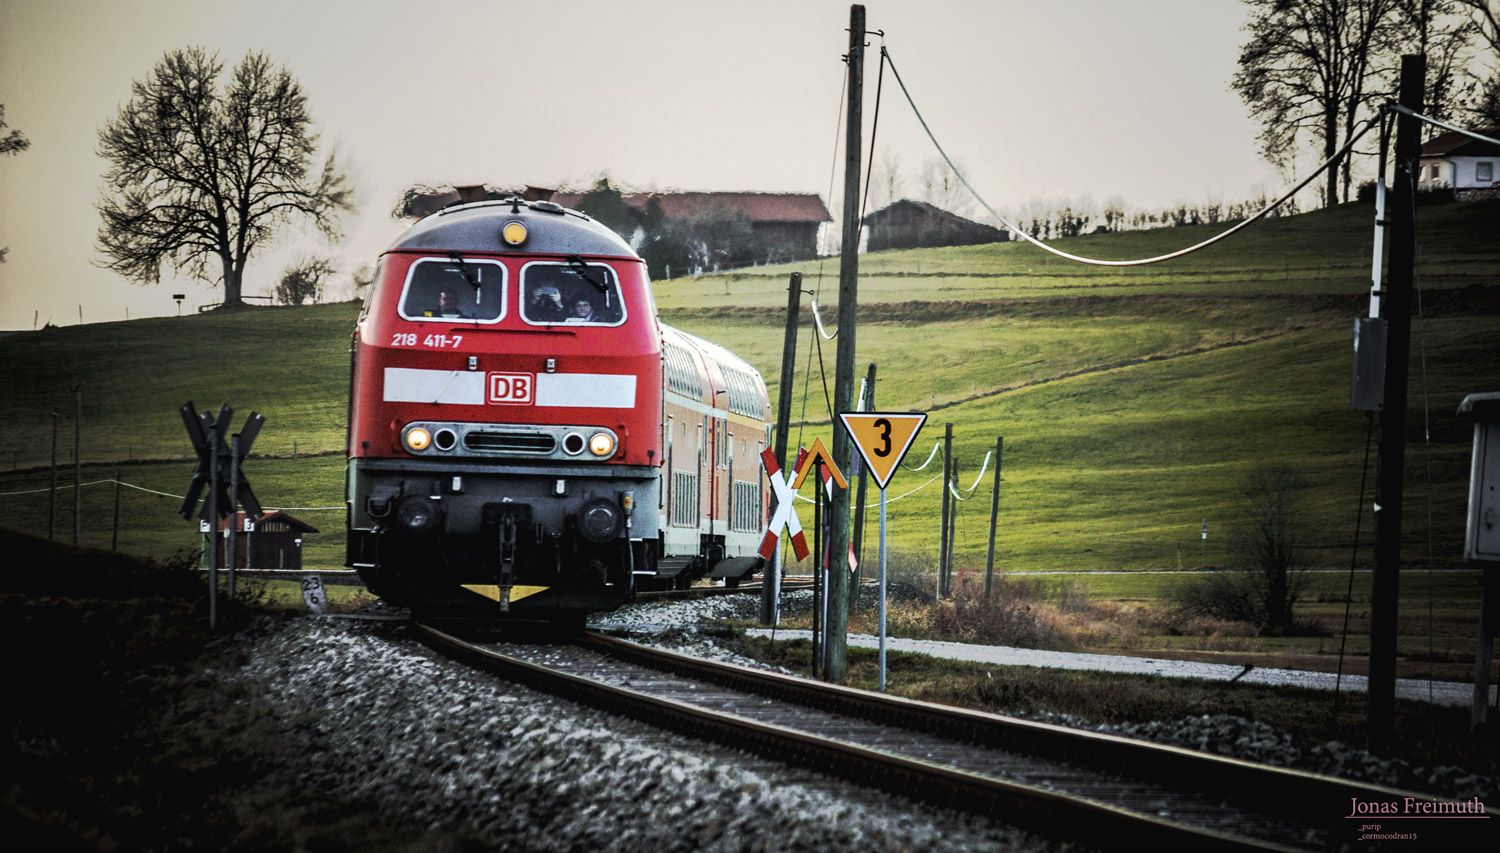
left=1, top=197, right=1497, bottom=680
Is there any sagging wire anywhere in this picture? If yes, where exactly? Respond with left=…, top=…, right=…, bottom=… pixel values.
left=1332, top=413, right=1378, bottom=730
left=810, top=299, right=839, bottom=339
left=1385, top=103, right=1500, bottom=147
left=792, top=61, right=852, bottom=452
left=799, top=473, right=941, bottom=507
left=881, top=45, right=1380, bottom=267
left=0, top=476, right=340, bottom=511
left=903, top=440, right=941, bottom=471
left=858, top=36, right=888, bottom=247
left=1416, top=246, right=1438, bottom=706
left=948, top=451, right=993, bottom=499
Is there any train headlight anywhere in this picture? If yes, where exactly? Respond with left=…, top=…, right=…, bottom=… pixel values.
left=588, top=432, right=616, bottom=457
left=394, top=495, right=443, bottom=535
left=578, top=497, right=622, bottom=543
left=501, top=220, right=528, bottom=246
left=404, top=426, right=432, bottom=453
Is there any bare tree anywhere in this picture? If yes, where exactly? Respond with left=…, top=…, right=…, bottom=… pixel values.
left=1385, top=1, right=1480, bottom=127
left=96, top=48, right=355, bottom=307
left=914, top=157, right=975, bottom=217
left=274, top=256, right=335, bottom=305
left=1172, top=465, right=1312, bottom=633
left=1, top=105, right=29, bottom=263
left=1454, top=1, right=1500, bottom=124
left=868, top=150, right=905, bottom=211
left=1233, top=0, right=1401, bottom=207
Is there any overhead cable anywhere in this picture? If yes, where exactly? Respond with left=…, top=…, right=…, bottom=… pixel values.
left=1385, top=104, right=1500, bottom=147
left=882, top=46, right=1380, bottom=267
left=810, top=299, right=838, bottom=339
left=903, top=440, right=940, bottom=471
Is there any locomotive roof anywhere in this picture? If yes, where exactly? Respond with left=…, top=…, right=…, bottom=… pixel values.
left=386, top=198, right=638, bottom=258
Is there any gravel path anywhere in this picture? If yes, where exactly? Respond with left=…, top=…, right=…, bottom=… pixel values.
left=746, top=629, right=1496, bottom=708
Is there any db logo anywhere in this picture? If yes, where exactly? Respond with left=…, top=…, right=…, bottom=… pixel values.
left=487, top=372, right=534, bottom=405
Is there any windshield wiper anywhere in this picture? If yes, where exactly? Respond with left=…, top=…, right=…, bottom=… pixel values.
left=565, top=254, right=611, bottom=307
left=447, top=252, right=482, bottom=290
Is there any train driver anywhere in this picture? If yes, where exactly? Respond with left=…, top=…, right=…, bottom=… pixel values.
left=436, top=287, right=470, bottom=318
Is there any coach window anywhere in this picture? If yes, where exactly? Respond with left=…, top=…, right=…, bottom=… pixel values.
left=520, top=261, right=626, bottom=326
left=397, top=257, right=506, bottom=323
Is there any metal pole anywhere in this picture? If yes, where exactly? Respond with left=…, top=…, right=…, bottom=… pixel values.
left=984, top=436, right=1003, bottom=597
left=207, top=428, right=220, bottom=631
left=939, top=423, right=953, bottom=596
left=48, top=409, right=58, bottom=540
left=228, top=433, right=241, bottom=603
left=764, top=271, right=802, bottom=626
left=879, top=483, right=889, bottom=692
left=852, top=363, right=876, bottom=581
left=812, top=460, right=822, bottom=681
left=73, top=386, right=81, bottom=545
left=1369, top=54, right=1425, bottom=750
left=112, top=470, right=121, bottom=551
left=948, top=457, right=959, bottom=589
left=825, top=2, right=866, bottom=683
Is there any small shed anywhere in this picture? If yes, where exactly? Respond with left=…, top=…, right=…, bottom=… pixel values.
left=216, top=510, right=320, bottom=570
left=862, top=199, right=1008, bottom=252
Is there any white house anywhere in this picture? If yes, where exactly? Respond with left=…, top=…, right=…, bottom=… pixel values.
left=1418, top=129, right=1500, bottom=197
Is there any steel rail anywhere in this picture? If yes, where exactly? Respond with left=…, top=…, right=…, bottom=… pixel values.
left=581, top=633, right=1498, bottom=846
left=414, top=622, right=1289, bottom=851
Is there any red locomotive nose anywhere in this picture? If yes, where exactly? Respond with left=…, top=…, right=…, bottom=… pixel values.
left=346, top=197, right=769, bottom=622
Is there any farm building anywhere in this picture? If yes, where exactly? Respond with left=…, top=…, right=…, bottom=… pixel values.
left=862, top=199, right=1008, bottom=252
left=214, top=510, right=319, bottom=570
left=394, top=183, right=833, bottom=270
left=550, top=189, right=833, bottom=266
left=1418, top=129, right=1500, bottom=200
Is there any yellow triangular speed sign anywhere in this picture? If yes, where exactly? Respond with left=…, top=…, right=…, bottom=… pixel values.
left=838, top=412, right=928, bottom=490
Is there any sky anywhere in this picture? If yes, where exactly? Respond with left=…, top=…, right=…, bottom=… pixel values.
left=0, top=0, right=1279, bottom=330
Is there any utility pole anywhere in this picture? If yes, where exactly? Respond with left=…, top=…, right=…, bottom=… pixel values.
left=984, top=436, right=1003, bottom=597
left=1369, top=54, right=1424, bottom=750
left=824, top=2, right=865, bottom=682
left=112, top=470, right=121, bottom=551
left=939, top=422, right=953, bottom=596
left=73, top=386, right=82, bottom=546
left=764, top=272, right=802, bottom=625
left=48, top=409, right=58, bottom=540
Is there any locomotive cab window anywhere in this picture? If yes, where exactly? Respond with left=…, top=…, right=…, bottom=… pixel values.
left=521, top=261, right=626, bottom=326
left=398, top=257, right=506, bottom=323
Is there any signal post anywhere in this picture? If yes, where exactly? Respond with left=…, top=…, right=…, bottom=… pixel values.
left=840, top=411, right=927, bottom=691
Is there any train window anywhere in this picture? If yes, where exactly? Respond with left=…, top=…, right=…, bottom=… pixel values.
left=397, top=257, right=506, bottom=323
left=520, top=262, right=626, bottom=326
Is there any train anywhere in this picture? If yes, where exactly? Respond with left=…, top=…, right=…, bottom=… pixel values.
left=346, top=196, right=772, bottom=626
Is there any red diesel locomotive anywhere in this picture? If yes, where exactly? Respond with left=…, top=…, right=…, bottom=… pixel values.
left=347, top=197, right=771, bottom=624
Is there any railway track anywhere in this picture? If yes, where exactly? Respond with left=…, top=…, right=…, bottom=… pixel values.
left=414, top=625, right=1494, bottom=850
left=203, top=568, right=811, bottom=600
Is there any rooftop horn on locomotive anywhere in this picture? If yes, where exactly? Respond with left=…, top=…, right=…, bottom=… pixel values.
left=346, top=196, right=771, bottom=625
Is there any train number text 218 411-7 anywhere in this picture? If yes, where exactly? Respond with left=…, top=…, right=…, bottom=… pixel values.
left=391, top=333, right=464, bottom=349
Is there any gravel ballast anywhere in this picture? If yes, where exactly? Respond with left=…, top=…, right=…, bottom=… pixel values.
left=220, top=614, right=1051, bottom=852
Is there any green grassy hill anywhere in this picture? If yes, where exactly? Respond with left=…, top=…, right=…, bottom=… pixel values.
left=1, top=200, right=1496, bottom=573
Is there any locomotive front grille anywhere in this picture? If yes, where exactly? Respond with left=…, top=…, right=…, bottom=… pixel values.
left=463, top=431, right=557, bottom=454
